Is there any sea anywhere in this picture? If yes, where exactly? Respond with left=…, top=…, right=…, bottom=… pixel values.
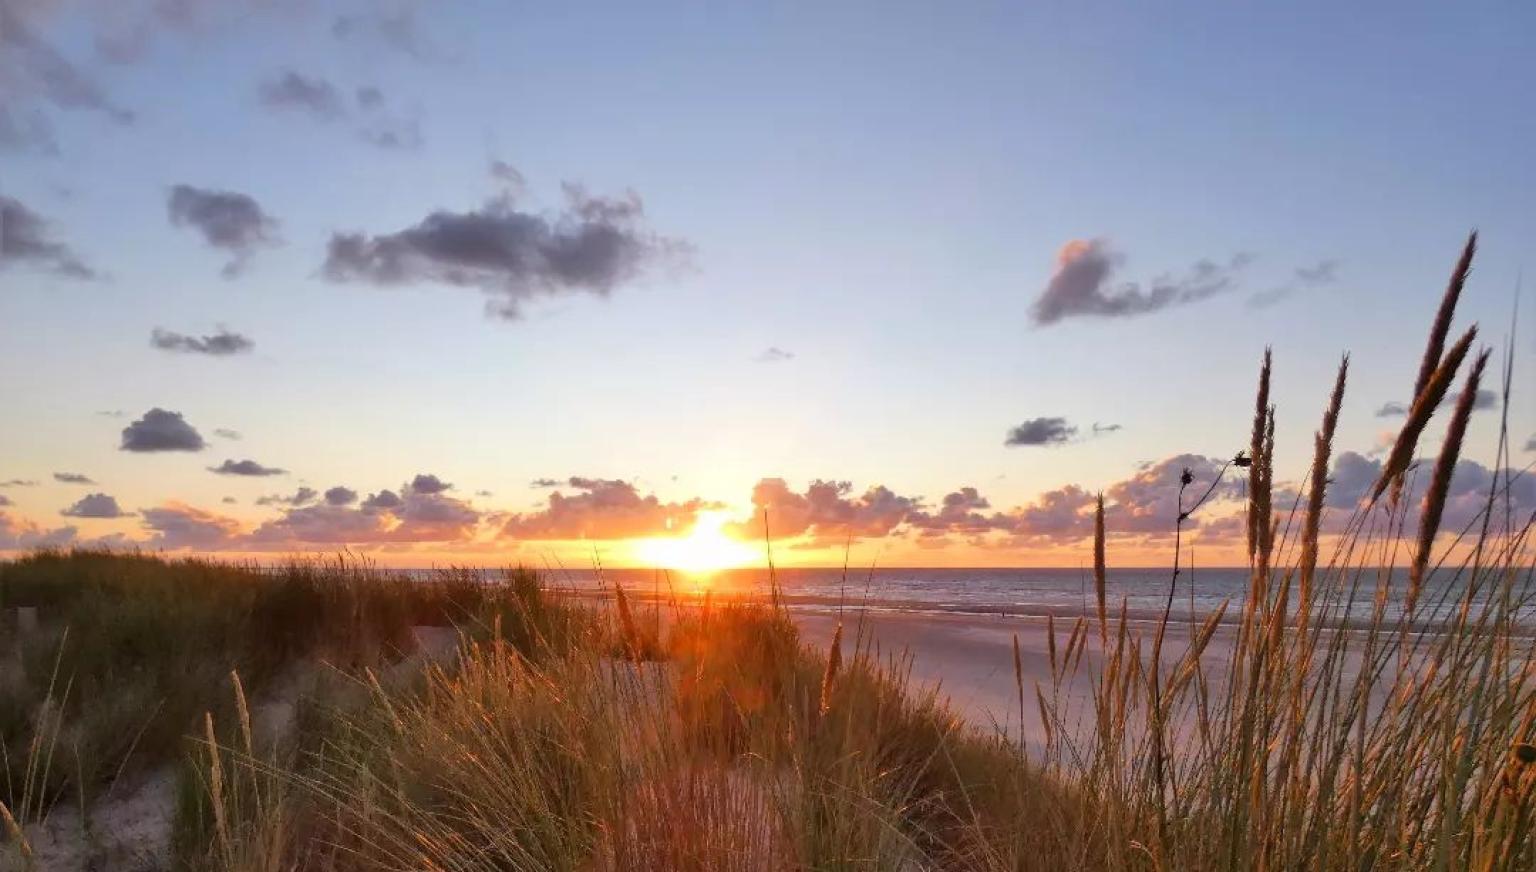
left=405, top=565, right=1533, bottom=628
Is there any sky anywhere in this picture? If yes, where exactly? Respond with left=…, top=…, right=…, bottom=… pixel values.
left=2, top=0, right=1533, bottom=569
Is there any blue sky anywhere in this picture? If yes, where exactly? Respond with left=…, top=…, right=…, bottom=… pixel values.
left=2, top=0, right=1532, bottom=565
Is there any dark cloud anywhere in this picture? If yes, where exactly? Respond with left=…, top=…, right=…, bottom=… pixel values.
left=0, top=106, right=59, bottom=155
left=53, top=472, right=96, bottom=485
left=530, top=478, right=561, bottom=488
left=733, top=478, right=918, bottom=544
left=1005, top=485, right=1098, bottom=541
left=256, top=487, right=317, bottom=507
left=0, top=495, right=11, bottom=507
left=1526, top=434, right=1536, bottom=453
left=1, top=480, right=38, bottom=488
left=258, top=71, right=346, bottom=119
left=97, top=410, right=126, bottom=418
left=61, top=492, right=132, bottom=519
left=151, top=327, right=254, bottom=356
left=907, top=487, right=1010, bottom=537
left=1092, top=422, right=1124, bottom=435
left=756, top=347, right=795, bottom=363
left=489, top=159, right=526, bottom=194
left=121, top=408, right=206, bottom=452
left=1376, top=389, right=1497, bottom=418
left=1005, top=417, right=1077, bottom=447
left=1249, top=259, right=1341, bottom=308
left=357, top=115, right=422, bottom=151
left=214, top=428, right=241, bottom=440
left=221, top=496, right=237, bottom=505
left=252, top=483, right=481, bottom=545
left=361, top=489, right=404, bottom=512
left=1322, top=451, right=1536, bottom=535
left=209, top=459, right=286, bottom=477
left=331, top=8, right=435, bottom=60
left=501, top=477, right=711, bottom=540
left=139, top=503, right=241, bottom=550
left=408, top=473, right=452, bottom=494
left=166, top=184, right=279, bottom=277
left=474, top=489, right=494, bottom=497
left=1, top=196, right=98, bottom=279
left=0, top=4, right=133, bottom=154
left=1031, top=239, right=1251, bottom=326
left=1102, top=454, right=1241, bottom=534
left=257, top=71, right=420, bottom=149
left=321, top=183, right=689, bottom=319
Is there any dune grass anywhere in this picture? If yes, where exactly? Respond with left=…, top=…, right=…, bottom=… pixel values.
left=3, top=235, right=1534, bottom=869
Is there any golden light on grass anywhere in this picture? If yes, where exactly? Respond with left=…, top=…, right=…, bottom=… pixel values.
left=632, top=509, right=758, bottom=576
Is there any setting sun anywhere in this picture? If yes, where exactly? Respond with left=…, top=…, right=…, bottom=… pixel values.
left=631, top=510, right=759, bottom=575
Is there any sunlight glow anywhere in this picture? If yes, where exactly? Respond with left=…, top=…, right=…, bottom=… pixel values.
left=632, top=510, right=759, bottom=575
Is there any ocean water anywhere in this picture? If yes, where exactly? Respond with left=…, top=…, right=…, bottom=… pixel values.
left=410, top=566, right=1532, bottom=628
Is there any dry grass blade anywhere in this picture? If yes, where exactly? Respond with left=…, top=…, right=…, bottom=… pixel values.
left=1371, top=325, right=1478, bottom=504
left=1094, top=493, right=1107, bottom=641
left=0, top=800, right=31, bottom=861
left=1248, top=347, right=1272, bottom=559
left=1409, top=348, right=1491, bottom=609
left=1301, top=354, right=1349, bottom=594
left=819, top=621, right=844, bottom=716
left=1411, top=231, right=1478, bottom=403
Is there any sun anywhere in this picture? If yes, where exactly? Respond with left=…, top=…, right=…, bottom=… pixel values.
left=632, top=510, right=758, bottom=575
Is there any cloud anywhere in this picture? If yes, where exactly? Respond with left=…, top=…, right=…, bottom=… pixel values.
left=1, top=196, right=99, bottom=279
left=475, top=489, right=494, bottom=497
left=214, top=428, right=241, bottom=440
left=252, top=481, right=481, bottom=545
left=166, top=184, right=279, bottom=277
left=1005, top=484, right=1099, bottom=541
left=1102, top=454, right=1242, bottom=534
left=222, top=496, right=237, bottom=505
left=61, top=492, right=132, bottom=518
left=0, top=4, right=133, bottom=154
left=907, top=487, right=1011, bottom=537
left=501, top=477, right=711, bottom=540
left=530, top=478, right=561, bottom=488
left=331, top=8, right=436, bottom=60
left=257, top=71, right=421, bottom=150
left=256, top=487, right=317, bottom=507
left=408, top=473, right=452, bottom=494
left=53, top=472, right=96, bottom=485
left=258, top=71, right=346, bottom=119
left=1, top=480, right=38, bottom=488
left=0, top=495, right=10, bottom=507
left=734, top=478, right=918, bottom=544
left=1031, top=239, right=1251, bottom=326
left=1248, top=259, right=1341, bottom=308
left=1092, top=422, right=1123, bottom=435
left=0, top=511, right=77, bottom=550
left=1376, top=389, right=1497, bottom=418
left=1320, top=451, right=1536, bottom=535
left=489, top=159, right=526, bottom=194
left=140, top=503, right=242, bottom=549
left=756, top=347, right=795, bottom=363
left=1526, top=434, right=1536, bottom=453
left=1005, top=417, right=1077, bottom=447
left=209, top=459, right=286, bottom=477
left=150, top=327, right=254, bottom=356
left=97, top=410, right=125, bottom=418
left=121, top=408, right=206, bottom=452
left=322, top=182, right=689, bottom=319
